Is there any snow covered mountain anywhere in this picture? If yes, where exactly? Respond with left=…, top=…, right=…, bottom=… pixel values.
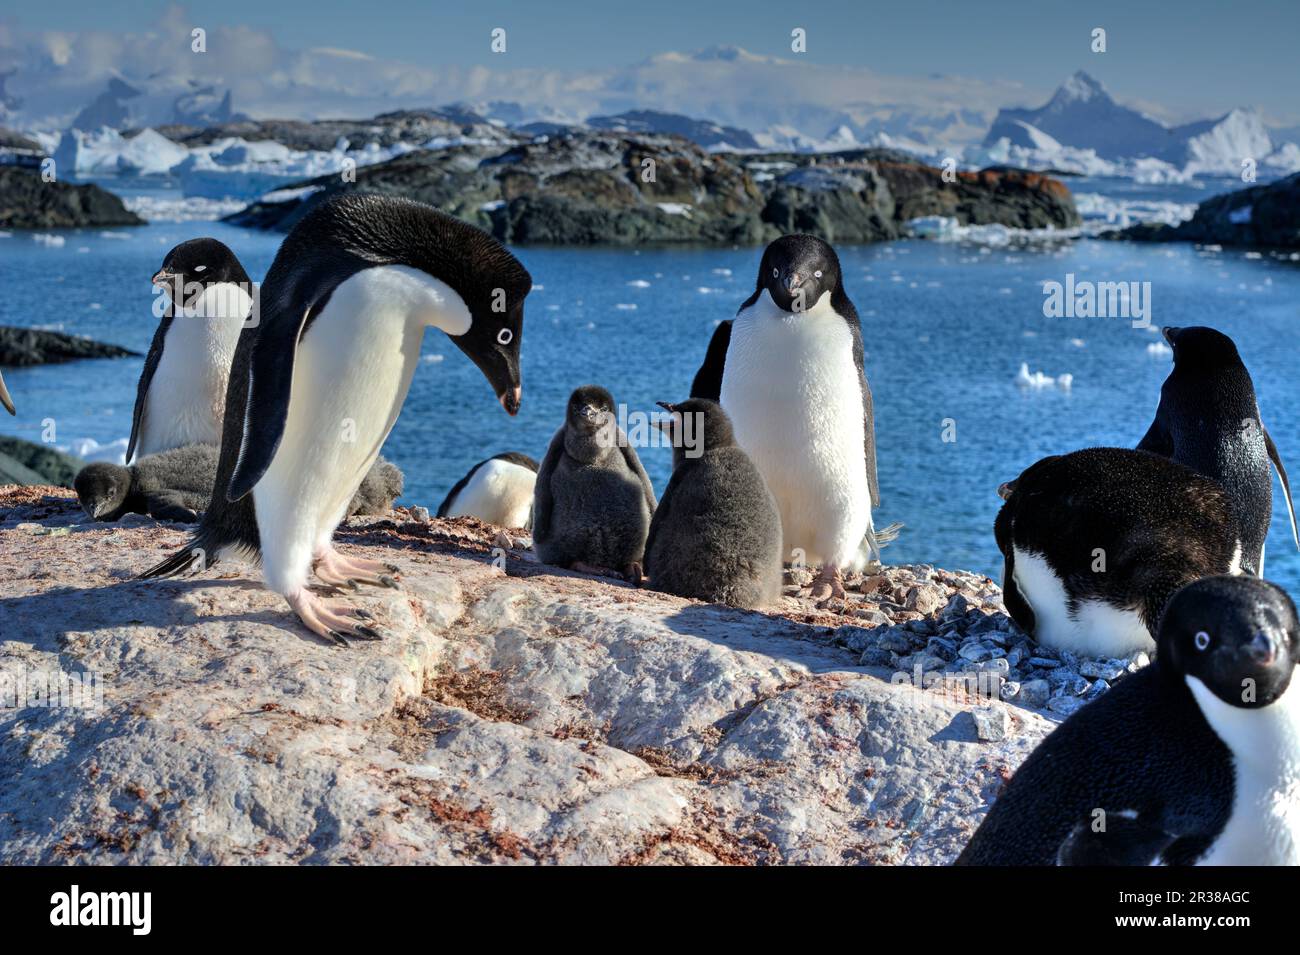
left=979, top=71, right=1298, bottom=176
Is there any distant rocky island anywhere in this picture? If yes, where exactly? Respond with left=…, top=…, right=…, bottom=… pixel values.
left=0, top=129, right=144, bottom=229
left=1110, top=171, right=1300, bottom=249
left=225, top=131, right=1081, bottom=245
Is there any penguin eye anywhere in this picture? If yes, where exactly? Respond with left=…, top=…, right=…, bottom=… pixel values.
left=771, top=267, right=779, bottom=278
left=1194, top=631, right=1211, bottom=651
left=814, top=270, right=823, bottom=278
left=194, top=265, right=207, bottom=272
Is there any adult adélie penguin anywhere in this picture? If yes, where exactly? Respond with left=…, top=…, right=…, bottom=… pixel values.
left=140, top=194, right=531, bottom=646
left=1138, top=325, right=1298, bottom=575
left=691, top=234, right=893, bottom=601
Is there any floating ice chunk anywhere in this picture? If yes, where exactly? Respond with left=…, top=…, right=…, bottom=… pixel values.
left=32, top=234, right=65, bottom=247
left=1147, top=341, right=1173, bottom=357
left=61, top=436, right=130, bottom=465
left=1017, top=362, right=1073, bottom=391
left=627, top=279, right=651, bottom=288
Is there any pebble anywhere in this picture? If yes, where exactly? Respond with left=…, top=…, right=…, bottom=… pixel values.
left=972, top=705, right=1012, bottom=742
left=999, top=680, right=1021, bottom=703
left=1047, top=695, right=1086, bottom=717
left=1018, top=679, right=1051, bottom=709
left=1027, top=657, right=1060, bottom=669
left=859, top=647, right=893, bottom=668
left=410, top=506, right=431, bottom=523
left=1079, top=659, right=1127, bottom=681
left=958, top=642, right=992, bottom=664
left=1084, top=679, right=1110, bottom=701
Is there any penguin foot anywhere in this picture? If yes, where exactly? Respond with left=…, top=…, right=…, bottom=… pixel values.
left=809, top=566, right=847, bottom=603
left=570, top=561, right=623, bottom=579
left=314, top=549, right=402, bottom=589
left=286, top=589, right=384, bottom=647
left=623, top=562, right=644, bottom=586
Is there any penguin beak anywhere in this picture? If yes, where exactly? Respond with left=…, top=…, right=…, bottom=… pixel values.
left=499, top=386, right=521, bottom=416
left=1246, top=631, right=1278, bottom=666
left=151, top=268, right=175, bottom=289
left=0, top=370, right=14, bottom=416
left=1161, top=326, right=1180, bottom=346
left=997, top=480, right=1016, bottom=501
left=655, top=401, right=676, bottom=432
left=782, top=271, right=804, bottom=293
left=580, top=404, right=600, bottom=421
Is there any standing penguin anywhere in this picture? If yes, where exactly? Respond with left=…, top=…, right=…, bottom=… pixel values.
left=996, top=447, right=1244, bottom=657
left=643, top=398, right=783, bottom=609
left=1139, top=325, right=1298, bottom=574
left=140, top=195, right=531, bottom=646
left=957, top=575, right=1300, bottom=866
left=533, top=385, right=656, bottom=580
left=437, top=452, right=538, bottom=529
left=128, top=238, right=254, bottom=462
left=690, top=234, right=880, bottom=600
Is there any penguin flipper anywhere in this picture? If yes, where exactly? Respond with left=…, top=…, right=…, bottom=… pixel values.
left=531, top=430, right=564, bottom=546
left=1056, top=812, right=1177, bottom=866
left=861, top=370, right=880, bottom=509
left=689, top=320, right=732, bottom=402
left=0, top=369, right=14, bottom=416
left=619, top=435, right=658, bottom=514
left=1264, top=427, right=1300, bottom=550
left=226, top=300, right=314, bottom=503
left=126, top=308, right=174, bottom=463
left=1136, top=414, right=1172, bottom=457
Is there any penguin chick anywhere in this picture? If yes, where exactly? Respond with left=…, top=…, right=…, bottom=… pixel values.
left=533, top=385, right=656, bottom=580
left=643, top=398, right=783, bottom=609
left=348, top=458, right=405, bottom=517
left=76, top=444, right=219, bottom=523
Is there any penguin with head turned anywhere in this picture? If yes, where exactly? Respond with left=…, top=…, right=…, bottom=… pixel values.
left=533, top=385, right=657, bottom=581
left=1139, top=325, right=1298, bottom=574
left=643, top=398, right=783, bottom=609
left=690, top=234, right=882, bottom=601
left=140, top=194, right=531, bottom=647
left=957, top=575, right=1300, bottom=866
left=128, top=238, right=254, bottom=463
left=995, top=447, right=1244, bottom=658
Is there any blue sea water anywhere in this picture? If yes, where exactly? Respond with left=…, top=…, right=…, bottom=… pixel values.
left=3, top=204, right=1299, bottom=594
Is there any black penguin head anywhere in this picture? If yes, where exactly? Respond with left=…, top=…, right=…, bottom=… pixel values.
left=1162, top=326, right=1243, bottom=371
left=566, top=384, right=617, bottom=437
left=755, top=234, right=842, bottom=313
left=1158, top=575, right=1299, bottom=708
left=655, top=398, right=735, bottom=468
left=74, top=462, right=132, bottom=521
left=153, top=238, right=249, bottom=308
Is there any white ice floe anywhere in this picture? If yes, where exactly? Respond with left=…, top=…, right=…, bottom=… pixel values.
left=32, top=233, right=66, bottom=247
left=1016, top=362, right=1073, bottom=391
left=61, top=436, right=130, bottom=465
left=123, top=194, right=247, bottom=222
left=626, top=279, right=651, bottom=288
left=615, top=303, right=637, bottom=310
left=1147, top=341, right=1173, bottom=357
left=656, top=202, right=692, bottom=216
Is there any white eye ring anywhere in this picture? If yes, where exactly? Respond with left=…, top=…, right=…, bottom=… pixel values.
left=772, top=267, right=779, bottom=278
left=1194, top=631, right=1211, bottom=651
left=496, top=328, right=513, bottom=345
left=194, top=265, right=207, bottom=272
left=814, top=270, right=823, bottom=278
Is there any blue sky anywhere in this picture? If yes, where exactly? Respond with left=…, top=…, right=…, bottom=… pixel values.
left=3, top=0, right=1298, bottom=121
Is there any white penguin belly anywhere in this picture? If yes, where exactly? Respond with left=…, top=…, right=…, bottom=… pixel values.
left=1189, top=677, right=1300, bottom=865
left=1010, top=547, right=1155, bottom=657
left=253, top=266, right=470, bottom=595
left=720, top=291, right=870, bottom=568
left=136, top=282, right=250, bottom=459
left=447, top=459, right=536, bottom=528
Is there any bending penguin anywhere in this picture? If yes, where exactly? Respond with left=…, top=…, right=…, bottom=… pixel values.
left=957, top=575, right=1300, bottom=866
left=129, top=238, right=254, bottom=462
left=644, top=398, right=783, bottom=609
left=437, top=452, right=538, bottom=529
left=691, top=234, right=881, bottom=600
left=1139, top=325, right=1298, bottom=574
left=140, top=194, right=531, bottom=646
left=996, top=447, right=1244, bottom=657
left=533, top=385, right=656, bottom=581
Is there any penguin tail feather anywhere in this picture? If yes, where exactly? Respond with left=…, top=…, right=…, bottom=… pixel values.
left=137, top=530, right=221, bottom=580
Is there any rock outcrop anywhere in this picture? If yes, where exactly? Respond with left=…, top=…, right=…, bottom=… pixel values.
left=1110, top=172, right=1300, bottom=249
left=0, top=167, right=144, bottom=229
left=0, top=437, right=83, bottom=488
left=225, top=132, right=1080, bottom=244
left=0, top=325, right=139, bottom=367
left=0, top=486, right=1062, bottom=865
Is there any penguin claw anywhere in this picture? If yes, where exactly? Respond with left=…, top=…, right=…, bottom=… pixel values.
left=353, top=625, right=383, bottom=641
left=325, top=630, right=351, bottom=648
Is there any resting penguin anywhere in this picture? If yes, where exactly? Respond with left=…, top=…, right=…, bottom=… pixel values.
left=77, top=447, right=404, bottom=524
left=128, top=238, right=254, bottom=463
left=140, top=194, right=531, bottom=646
left=643, top=399, right=783, bottom=609
left=995, top=447, right=1244, bottom=657
left=533, top=385, right=657, bottom=580
left=957, top=575, right=1300, bottom=866
left=690, top=234, right=881, bottom=600
left=437, top=452, right=539, bottom=529
left=1139, top=325, right=1298, bottom=575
